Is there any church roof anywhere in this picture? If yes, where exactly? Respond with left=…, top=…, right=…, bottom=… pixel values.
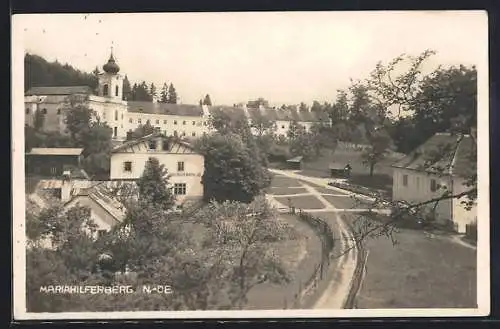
left=25, top=86, right=93, bottom=96
left=127, top=101, right=204, bottom=117
left=391, top=133, right=475, bottom=178
left=102, top=52, right=120, bottom=74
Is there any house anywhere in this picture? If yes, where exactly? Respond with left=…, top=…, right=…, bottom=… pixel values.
left=286, top=156, right=303, bottom=170
left=391, top=132, right=476, bottom=233
left=25, top=147, right=85, bottom=177
left=110, top=133, right=204, bottom=205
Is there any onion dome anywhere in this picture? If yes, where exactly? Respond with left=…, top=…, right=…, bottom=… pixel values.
left=103, top=52, right=120, bottom=74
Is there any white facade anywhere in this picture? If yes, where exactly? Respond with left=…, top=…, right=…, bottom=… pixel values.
left=110, top=135, right=204, bottom=204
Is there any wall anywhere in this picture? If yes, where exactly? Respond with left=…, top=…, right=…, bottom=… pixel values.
left=125, top=112, right=210, bottom=138
left=110, top=144, right=204, bottom=203
left=87, top=96, right=128, bottom=140
left=452, top=177, right=477, bottom=233
left=392, top=168, right=453, bottom=225
left=25, top=97, right=67, bottom=133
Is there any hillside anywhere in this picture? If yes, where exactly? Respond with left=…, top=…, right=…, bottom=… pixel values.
left=24, top=53, right=98, bottom=93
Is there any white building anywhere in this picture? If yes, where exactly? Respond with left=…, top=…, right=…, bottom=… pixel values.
left=391, top=132, right=476, bottom=233
left=25, top=51, right=331, bottom=141
left=110, top=133, right=204, bottom=204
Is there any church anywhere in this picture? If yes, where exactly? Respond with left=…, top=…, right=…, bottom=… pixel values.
left=24, top=50, right=331, bottom=141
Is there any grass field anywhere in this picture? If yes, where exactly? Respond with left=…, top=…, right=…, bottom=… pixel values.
left=343, top=213, right=477, bottom=308
left=274, top=195, right=325, bottom=210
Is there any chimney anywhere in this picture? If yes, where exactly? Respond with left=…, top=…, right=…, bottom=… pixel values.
left=61, top=170, right=72, bottom=202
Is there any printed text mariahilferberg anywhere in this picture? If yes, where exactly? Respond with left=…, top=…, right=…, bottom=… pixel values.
left=39, top=285, right=173, bottom=294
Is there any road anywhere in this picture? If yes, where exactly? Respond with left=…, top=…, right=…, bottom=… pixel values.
left=266, top=169, right=365, bottom=309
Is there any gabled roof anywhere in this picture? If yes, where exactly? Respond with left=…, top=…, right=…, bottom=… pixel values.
left=27, top=148, right=84, bottom=156
left=391, top=133, right=475, bottom=177
left=111, top=133, right=196, bottom=154
left=127, top=101, right=203, bottom=117
left=26, top=86, right=93, bottom=96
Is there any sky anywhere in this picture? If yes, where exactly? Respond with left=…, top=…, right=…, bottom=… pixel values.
left=14, top=11, right=487, bottom=106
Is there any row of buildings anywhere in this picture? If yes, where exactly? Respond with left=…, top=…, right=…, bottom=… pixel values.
left=24, top=51, right=331, bottom=142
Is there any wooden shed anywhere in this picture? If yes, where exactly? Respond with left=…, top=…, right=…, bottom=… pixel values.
left=286, top=156, right=303, bottom=170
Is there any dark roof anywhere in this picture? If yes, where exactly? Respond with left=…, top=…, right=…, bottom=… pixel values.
left=27, top=148, right=84, bottom=156
left=287, top=156, right=303, bottom=163
left=127, top=101, right=203, bottom=117
left=209, top=106, right=246, bottom=120
left=26, top=86, right=93, bottom=96
left=391, top=133, right=475, bottom=177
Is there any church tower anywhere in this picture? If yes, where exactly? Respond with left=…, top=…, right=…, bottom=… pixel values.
left=98, top=49, right=123, bottom=101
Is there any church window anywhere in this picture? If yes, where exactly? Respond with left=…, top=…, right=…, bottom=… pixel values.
left=192, top=121, right=196, bottom=125
left=138, top=119, right=142, bottom=124
left=163, top=120, right=167, bottom=124
left=115, top=86, right=119, bottom=97
left=103, top=84, right=109, bottom=96
left=129, top=118, right=133, bottom=123
left=42, top=108, right=47, bottom=114
left=182, top=121, right=186, bottom=125
left=114, top=127, right=117, bottom=137
left=156, top=119, right=160, bottom=124
left=174, top=120, right=178, bottom=125
left=115, top=110, right=118, bottom=121
left=192, top=132, right=196, bottom=137
left=25, top=108, right=29, bottom=114
left=57, top=109, right=61, bottom=115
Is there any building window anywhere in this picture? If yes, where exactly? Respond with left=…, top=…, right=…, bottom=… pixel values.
left=203, top=121, right=207, bottom=126
left=182, top=131, right=186, bottom=136
left=173, top=183, right=187, bottom=195
left=163, top=120, right=167, bottom=124
left=115, top=110, right=118, bottom=121
left=182, top=121, right=186, bottom=125
left=57, top=109, right=61, bottom=115
left=115, top=85, right=119, bottom=97
left=402, top=175, right=408, bottom=187
left=192, top=121, right=196, bottom=125
left=162, top=140, right=170, bottom=151
left=192, top=132, right=196, bottom=137
left=26, top=108, right=29, bottom=114
left=177, top=161, right=185, bottom=172
left=174, top=120, right=178, bottom=125
left=50, top=167, right=57, bottom=175
left=123, top=161, right=132, bottom=172
left=173, top=131, right=178, bottom=137
left=114, top=127, right=117, bottom=137
left=156, top=119, right=160, bottom=124
left=148, top=140, right=157, bottom=150
left=121, top=113, right=124, bottom=120
left=281, top=125, right=285, bottom=129
left=129, top=118, right=133, bottom=123
left=138, top=119, right=142, bottom=124
left=97, top=229, right=106, bottom=238
left=42, top=108, right=47, bottom=114
left=430, top=179, right=438, bottom=192
left=103, top=84, right=109, bottom=96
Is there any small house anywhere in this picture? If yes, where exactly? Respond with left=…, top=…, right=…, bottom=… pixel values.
left=329, top=163, right=351, bottom=178
left=26, top=147, right=84, bottom=177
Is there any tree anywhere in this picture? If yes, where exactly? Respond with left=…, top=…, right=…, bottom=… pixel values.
left=136, top=157, right=175, bottom=211
left=310, top=100, right=323, bottom=113
left=167, top=83, right=178, bottom=104
left=360, top=127, right=392, bottom=176
left=203, top=94, right=212, bottom=106
left=122, top=75, right=131, bottom=101
left=149, top=83, right=157, bottom=101
left=160, top=83, right=169, bottom=103
left=33, top=108, right=45, bottom=132
left=299, top=102, right=308, bottom=112
left=193, top=197, right=292, bottom=309
left=127, top=121, right=155, bottom=140
left=250, top=111, right=276, bottom=138
left=195, top=133, right=267, bottom=203
left=286, top=120, right=304, bottom=140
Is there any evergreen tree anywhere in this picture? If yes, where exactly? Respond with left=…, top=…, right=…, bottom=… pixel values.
left=167, top=83, right=177, bottom=104
left=159, top=83, right=169, bottom=103
left=149, top=83, right=157, bottom=101
left=136, top=157, right=175, bottom=211
left=122, top=75, right=131, bottom=101
left=202, top=94, right=212, bottom=106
